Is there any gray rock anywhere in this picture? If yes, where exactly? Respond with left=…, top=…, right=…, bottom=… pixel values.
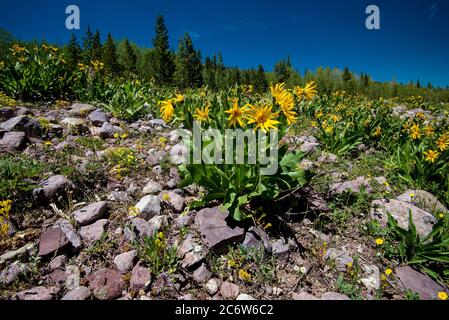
left=60, top=117, right=89, bottom=134
left=79, top=219, right=108, bottom=246
left=195, top=206, right=244, bottom=253
left=396, top=190, right=448, bottom=214
left=38, top=227, right=69, bottom=257
left=61, top=286, right=91, bottom=300
left=271, top=239, right=290, bottom=258
left=236, top=294, right=255, bottom=300
left=317, top=153, right=337, bottom=163
left=177, top=234, right=196, bottom=258
left=65, top=265, right=81, bottom=291
left=0, top=115, right=42, bottom=137
left=330, top=176, right=372, bottom=195
left=113, top=250, right=137, bottom=273
left=87, top=268, right=126, bottom=300
left=300, top=142, right=320, bottom=154
left=220, top=281, right=240, bottom=299
left=98, top=122, right=123, bottom=139
left=321, top=292, right=351, bottom=300
left=205, top=278, right=220, bottom=296
left=52, top=219, right=82, bottom=252
left=89, top=109, right=110, bottom=126
left=68, top=103, right=96, bottom=117
left=32, top=175, right=76, bottom=204
left=130, top=217, right=153, bottom=239
left=360, top=265, right=380, bottom=291
left=371, top=199, right=437, bottom=237
left=192, top=264, right=212, bottom=284
left=170, top=143, right=189, bottom=165
left=49, top=255, right=67, bottom=271
left=129, top=265, right=152, bottom=293
left=292, top=292, right=320, bottom=300
left=395, top=266, right=446, bottom=300
left=178, top=293, right=196, bottom=300
left=148, top=215, right=169, bottom=232
left=72, top=201, right=108, bottom=226
left=0, top=262, right=29, bottom=288
left=0, top=107, right=15, bottom=121
left=324, top=248, right=353, bottom=272
left=107, top=191, right=131, bottom=203
left=149, top=119, right=166, bottom=127
left=0, top=131, right=26, bottom=152
left=159, top=191, right=185, bottom=212
left=14, top=286, right=59, bottom=300
left=181, top=251, right=204, bottom=270
left=0, top=243, right=35, bottom=267
left=142, top=180, right=163, bottom=195
left=135, top=195, right=161, bottom=220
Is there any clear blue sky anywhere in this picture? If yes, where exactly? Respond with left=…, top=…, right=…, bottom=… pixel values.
left=1, top=0, right=448, bottom=87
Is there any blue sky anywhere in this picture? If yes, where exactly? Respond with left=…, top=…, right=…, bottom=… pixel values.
left=0, top=0, right=448, bottom=87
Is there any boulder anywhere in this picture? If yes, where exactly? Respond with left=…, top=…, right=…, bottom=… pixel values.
left=79, top=219, right=108, bottom=246
left=89, top=109, right=110, bottom=126
left=32, top=175, right=76, bottom=204
left=396, top=190, right=448, bottom=214
left=0, top=115, right=42, bottom=137
left=72, top=201, right=108, bottom=226
left=195, top=206, right=244, bottom=253
left=87, top=268, right=126, bottom=300
left=38, top=227, right=70, bottom=257
left=0, top=131, right=27, bottom=152
left=395, top=266, right=447, bottom=300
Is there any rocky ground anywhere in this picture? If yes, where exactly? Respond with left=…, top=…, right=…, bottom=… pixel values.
left=0, top=102, right=448, bottom=300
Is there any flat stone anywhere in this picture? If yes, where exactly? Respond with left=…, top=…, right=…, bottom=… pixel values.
left=129, top=265, right=152, bottom=293
left=87, top=268, right=126, bottom=300
left=142, top=180, right=163, bottom=195
left=0, top=115, right=42, bottom=137
left=236, top=294, right=256, bottom=300
left=113, top=250, right=137, bottom=273
left=130, top=217, right=153, bottom=239
left=181, top=251, right=204, bottom=270
left=98, top=122, right=123, bottom=139
left=300, top=142, right=320, bottom=154
left=205, top=278, right=219, bottom=296
left=48, top=255, right=67, bottom=271
left=52, top=219, right=82, bottom=252
left=61, top=117, right=89, bottom=134
left=148, top=215, right=169, bottom=232
left=324, top=248, right=353, bottom=272
left=65, top=265, right=81, bottom=291
left=38, top=227, right=69, bottom=257
left=61, top=286, right=91, bottom=300
left=69, top=103, right=96, bottom=117
left=135, top=195, right=161, bottom=220
left=195, top=206, right=245, bottom=253
left=0, top=243, right=35, bottom=267
left=72, top=201, right=108, bottom=226
left=371, top=199, right=437, bottom=237
left=360, top=265, right=380, bottom=291
left=330, top=176, right=372, bottom=195
left=396, top=190, right=448, bottom=214
left=159, top=191, right=185, bottom=212
left=174, top=214, right=194, bottom=228
left=32, top=175, right=76, bottom=204
left=220, top=281, right=240, bottom=299
left=89, top=109, right=110, bottom=126
left=321, top=292, right=351, bottom=300
left=192, top=264, right=212, bottom=284
left=395, top=266, right=446, bottom=300
left=0, top=131, right=26, bottom=152
left=292, top=292, right=320, bottom=300
left=79, top=219, right=108, bottom=246
left=317, top=153, right=337, bottom=163
left=15, top=286, right=59, bottom=300
left=271, top=239, right=290, bottom=258
left=0, top=262, right=29, bottom=288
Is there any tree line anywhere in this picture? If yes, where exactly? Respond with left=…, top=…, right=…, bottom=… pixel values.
left=1, top=16, right=448, bottom=102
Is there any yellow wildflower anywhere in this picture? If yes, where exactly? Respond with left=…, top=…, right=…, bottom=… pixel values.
left=173, top=94, right=184, bottom=104
left=294, top=81, right=318, bottom=101
left=372, top=126, right=382, bottom=137
left=247, top=104, right=280, bottom=132
left=238, top=269, right=252, bottom=282
left=385, top=268, right=393, bottom=276
left=436, top=135, right=449, bottom=151
left=194, top=104, right=210, bottom=122
left=410, top=124, right=421, bottom=140
left=278, top=92, right=298, bottom=125
left=225, top=98, right=250, bottom=128
left=270, top=83, right=287, bottom=104
left=424, top=149, right=439, bottom=163
left=438, top=292, right=448, bottom=300
left=424, top=125, right=435, bottom=137
left=159, top=100, right=175, bottom=123
left=375, top=238, right=384, bottom=246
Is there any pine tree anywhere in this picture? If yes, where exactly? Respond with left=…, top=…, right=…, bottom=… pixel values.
left=91, top=30, right=102, bottom=61
left=254, top=65, right=268, bottom=93
left=214, top=53, right=226, bottom=90
left=82, top=26, right=94, bottom=63
left=102, top=33, right=120, bottom=75
left=149, top=15, right=175, bottom=85
left=203, top=56, right=216, bottom=89
left=342, top=67, right=352, bottom=83
left=121, top=39, right=137, bottom=74
left=274, top=58, right=292, bottom=84
left=174, top=33, right=203, bottom=88
left=66, top=33, right=82, bottom=70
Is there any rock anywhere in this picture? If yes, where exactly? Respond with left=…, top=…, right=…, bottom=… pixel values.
left=371, top=199, right=437, bottom=237
left=65, top=265, right=81, bottom=291
left=135, top=195, right=161, bottom=220
left=360, top=265, right=380, bottom=291
left=195, top=206, right=245, bottom=253
left=60, top=117, right=89, bottom=134
left=79, top=219, right=108, bottom=246
left=49, top=255, right=67, bottom=271
left=130, top=218, right=153, bottom=239
left=107, top=191, right=131, bottom=203
left=61, top=286, right=91, bottom=300
left=0, top=115, right=42, bottom=137
left=149, top=119, right=166, bottom=127
left=0, top=107, right=15, bottom=121
left=14, top=286, right=59, bottom=300
left=159, top=191, right=185, bottom=212
left=32, top=175, right=76, bottom=204
left=298, top=159, right=316, bottom=170
left=395, top=266, right=446, bottom=300
left=181, top=251, right=204, bottom=270
left=242, top=230, right=265, bottom=253
left=72, top=201, right=108, bottom=226
left=129, top=265, right=151, bottom=293
left=38, top=227, right=70, bottom=257
left=69, top=103, right=96, bottom=117
left=177, top=234, right=196, bottom=258
left=47, top=269, right=69, bottom=286
left=330, top=176, right=372, bottom=195
left=321, top=292, right=351, bottom=300
left=175, top=214, right=194, bottom=228
left=324, top=248, right=353, bottom=272
left=170, top=143, right=189, bottom=165
left=192, top=264, right=212, bottom=284
left=113, top=250, right=137, bottom=273
left=237, top=294, right=255, bottom=300
left=292, top=292, right=320, bottom=300
left=179, top=294, right=196, bottom=300
left=0, top=262, right=29, bottom=288
left=396, top=190, right=448, bottom=214
left=220, top=282, right=240, bottom=299
left=271, top=239, right=290, bottom=258
left=148, top=215, right=169, bottom=232
left=52, top=219, right=82, bottom=252
left=0, top=243, right=35, bottom=267
left=87, top=268, right=126, bottom=300
left=317, top=153, right=337, bottom=163
left=297, top=135, right=318, bottom=144
left=98, top=122, right=123, bottom=139
left=300, top=142, right=320, bottom=154
left=0, top=131, right=26, bottom=152
left=89, top=109, right=110, bottom=126
left=142, top=180, right=163, bottom=195
left=205, top=278, right=220, bottom=296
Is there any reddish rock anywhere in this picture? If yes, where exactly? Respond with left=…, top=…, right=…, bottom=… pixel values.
left=72, top=201, right=108, bottom=226
left=220, top=281, right=240, bottom=299
left=15, top=286, right=59, bottom=300
left=130, top=265, right=152, bottom=293
left=38, top=228, right=69, bottom=257
left=87, top=268, right=126, bottom=300
left=395, top=266, right=447, bottom=300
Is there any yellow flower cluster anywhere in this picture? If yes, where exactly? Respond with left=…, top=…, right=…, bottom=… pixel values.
left=0, top=200, right=12, bottom=239
left=271, top=83, right=298, bottom=125
left=294, top=81, right=318, bottom=101
left=0, top=91, right=17, bottom=108
left=91, top=60, right=104, bottom=72
left=158, top=94, right=184, bottom=123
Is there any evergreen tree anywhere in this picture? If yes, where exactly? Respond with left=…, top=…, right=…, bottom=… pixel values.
left=342, top=67, right=352, bottom=83
left=203, top=56, right=216, bottom=89
left=174, top=33, right=203, bottom=88
left=121, top=39, right=137, bottom=74
left=214, top=53, right=226, bottom=90
left=91, top=30, right=102, bottom=61
left=274, top=58, right=292, bottom=84
left=102, top=33, right=120, bottom=75
left=149, top=15, right=175, bottom=85
left=254, top=65, right=268, bottom=93
left=82, top=26, right=94, bottom=63
left=0, top=28, right=13, bottom=59
left=65, top=33, right=82, bottom=70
